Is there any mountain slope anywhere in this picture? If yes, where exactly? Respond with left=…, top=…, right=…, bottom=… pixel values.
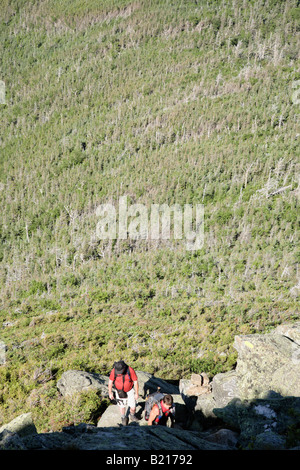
left=0, top=0, right=299, bottom=431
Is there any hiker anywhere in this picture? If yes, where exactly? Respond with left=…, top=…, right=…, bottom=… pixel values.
left=146, top=393, right=175, bottom=427
left=108, top=360, right=139, bottom=425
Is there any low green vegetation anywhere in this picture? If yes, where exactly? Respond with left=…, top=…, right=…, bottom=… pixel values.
left=0, top=0, right=299, bottom=431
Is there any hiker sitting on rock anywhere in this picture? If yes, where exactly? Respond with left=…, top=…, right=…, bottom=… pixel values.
left=108, top=360, right=139, bottom=425
left=147, top=393, right=175, bottom=427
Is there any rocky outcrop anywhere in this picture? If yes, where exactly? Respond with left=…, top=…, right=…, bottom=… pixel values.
left=179, top=322, right=300, bottom=449
left=0, top=414, right=228, bottom=450
left=213, top=396, right=300, bottom=449
left=1, top=322, right=300, bottom=450
left=18, top=423, right=229, bottom=450
left=233, top=322, right=300, bottom=399
left=56, top=369, right=188, bottom=428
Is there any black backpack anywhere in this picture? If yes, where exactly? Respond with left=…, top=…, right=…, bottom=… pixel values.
left=144, top=391, right=166, bottom=420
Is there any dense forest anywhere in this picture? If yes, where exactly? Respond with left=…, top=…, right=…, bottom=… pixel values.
left=0, top=0, right=299, bottom=431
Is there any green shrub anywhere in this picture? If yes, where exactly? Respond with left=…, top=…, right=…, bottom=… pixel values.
left=28, top=280, right=47, bottom=296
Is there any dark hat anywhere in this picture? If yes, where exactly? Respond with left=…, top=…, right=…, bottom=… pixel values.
left=114, top=360, right=127, bottom=374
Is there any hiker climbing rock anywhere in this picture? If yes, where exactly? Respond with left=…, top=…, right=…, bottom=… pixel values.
left=108, top=360, right=139, bottom=425
left=144, top=391, right=175, bottom=427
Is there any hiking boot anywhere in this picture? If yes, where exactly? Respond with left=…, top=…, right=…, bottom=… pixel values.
left=121, top=416, right=128, bottom=426
left=129, top=413, right=139, bottom=423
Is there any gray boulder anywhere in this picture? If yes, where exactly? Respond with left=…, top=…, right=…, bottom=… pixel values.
left=233, top=324, right=300, bottom=399
left=211, top=370, right=239, bottom=407
left=97, top=401, right=147, bottom=427
left=57, top=370, right=109, bottom=397
left=97, top=404, right=125, bottom=427
left=0, top=412, right=37, bottom=437
left=194, top=393, right=218, bottom=421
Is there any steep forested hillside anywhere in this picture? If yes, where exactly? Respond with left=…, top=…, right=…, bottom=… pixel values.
left=0, top=0, right=299, bottom=431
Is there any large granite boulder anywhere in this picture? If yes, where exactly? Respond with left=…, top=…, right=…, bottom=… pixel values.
left=178, top=322, right=300, bottom=448
left=233, top=322, right=300, bottom=399
left=57, top=370, right=110, bottom=397
left=211, top=370, right=239, bottom=407
left=0, top=412, right=37, bottom=437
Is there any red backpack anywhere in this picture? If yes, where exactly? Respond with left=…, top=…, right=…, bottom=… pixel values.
left=112, top=361, right=132, bottom=397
